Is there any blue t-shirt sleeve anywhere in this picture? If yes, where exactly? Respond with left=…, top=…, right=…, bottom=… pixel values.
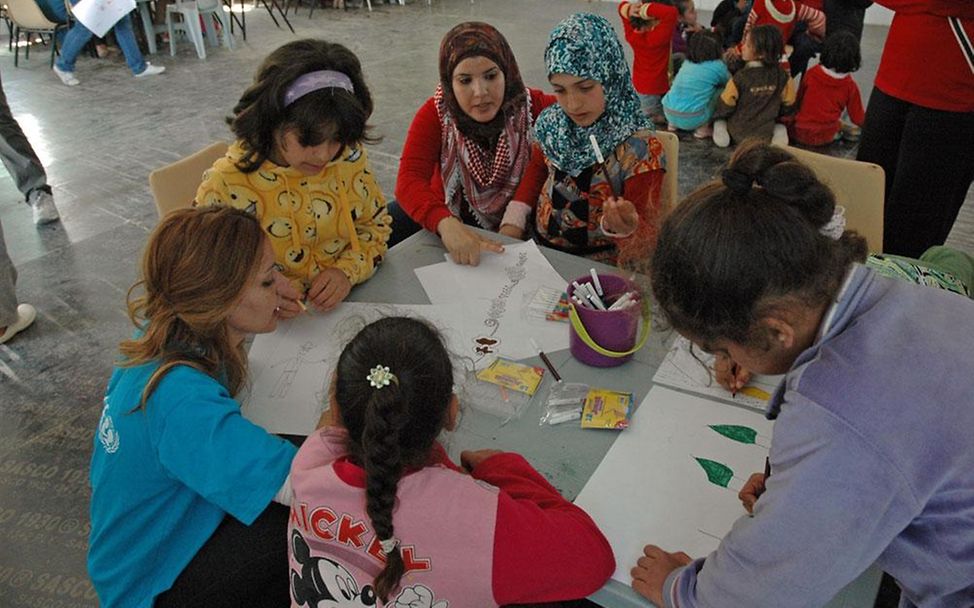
left=147, top=366, right=297, bottom=525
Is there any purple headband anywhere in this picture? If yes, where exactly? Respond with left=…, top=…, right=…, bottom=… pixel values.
left=283, top=70, right=354, bottom=107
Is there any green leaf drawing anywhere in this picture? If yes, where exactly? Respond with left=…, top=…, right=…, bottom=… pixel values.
left=694, top=457, right=734, bottom=488
left=708, top=424, right=758, bottom=445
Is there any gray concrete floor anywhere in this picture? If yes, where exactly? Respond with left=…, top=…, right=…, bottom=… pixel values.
left=0, top=1, right=970, bottom=606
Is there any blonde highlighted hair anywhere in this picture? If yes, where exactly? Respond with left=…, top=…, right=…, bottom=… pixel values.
left=119, top=206, right=266, bottom=407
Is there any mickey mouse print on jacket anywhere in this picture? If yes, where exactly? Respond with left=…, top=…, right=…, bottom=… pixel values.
left=195, top=141, right=391, bottom=293
left=288, top=427, right=615, bottom=607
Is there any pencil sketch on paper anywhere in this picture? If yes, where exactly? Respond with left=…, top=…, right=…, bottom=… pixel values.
left=413, top=241, right=570, bottom=362
left=269, top=341, right=329, bottom=400
left=653, top=337, right=783, bottom=410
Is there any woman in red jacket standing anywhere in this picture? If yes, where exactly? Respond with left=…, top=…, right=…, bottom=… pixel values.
left=391, top=22, right=555, bottom=265
left=856, top=1, right=974, bottom=258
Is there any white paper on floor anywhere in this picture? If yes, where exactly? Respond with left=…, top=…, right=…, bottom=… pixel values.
left=653, top=337, right=784, bottom=411
left=241, top=302, right=467, bottom=436
left=414, top=241, right=571, bottom=364
left=574, top=386, right=774, bottom=585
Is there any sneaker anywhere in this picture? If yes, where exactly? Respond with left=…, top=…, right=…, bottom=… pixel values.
left=667, top=123, right=678, bottom=132
left=693, top=124, right=714, bottom=139
left=772, top=123, right=789, bottom=146
left=28, top=189, right=60, bottom=225
left=713, top=120, right=731, bottom=148
left=134, top=63, right=166, bottom=78
left=52, top=65, right=80, bottom=86
left=0, top=304, right=37, bottom=345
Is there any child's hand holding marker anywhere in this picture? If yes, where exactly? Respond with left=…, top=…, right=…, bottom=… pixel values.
left=739, top=457, right=772, bottom=515
left=713, top=352, right=751, bottom=396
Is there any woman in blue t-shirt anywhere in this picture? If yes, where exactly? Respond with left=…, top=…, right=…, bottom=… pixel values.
left=88, top=207, right=298, bottom=608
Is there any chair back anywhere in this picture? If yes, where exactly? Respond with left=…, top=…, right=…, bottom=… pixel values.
left=654, top=130, right=680, bottom=210
left=149, top=141, right=229, bottom=218
left=783, top=146, right=885, bottom=252
left=6, top=0, right=59, bottom=29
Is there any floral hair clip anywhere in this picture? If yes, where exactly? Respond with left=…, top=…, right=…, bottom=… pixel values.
left=367, top=365, right=398, bottom=389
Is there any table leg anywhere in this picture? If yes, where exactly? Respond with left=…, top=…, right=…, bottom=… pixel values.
left=137, top=2, right=157, bottom=54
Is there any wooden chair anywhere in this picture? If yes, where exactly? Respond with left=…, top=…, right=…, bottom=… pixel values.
left=783, top=146, right=886, bottom=252
left=5, top=0, right=66, bottom=67
left=148, top=141, right=229, bottom=218
left=654, top=130, right=680, bottom=210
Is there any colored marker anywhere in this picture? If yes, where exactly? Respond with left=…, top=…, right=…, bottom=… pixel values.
left=589, top=269, right=604, bottom=296
left=531, top=338, right=562, bottom=383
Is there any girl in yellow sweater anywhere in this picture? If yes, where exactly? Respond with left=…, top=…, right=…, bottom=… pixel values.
left=196, top=39, right=391, bottom=316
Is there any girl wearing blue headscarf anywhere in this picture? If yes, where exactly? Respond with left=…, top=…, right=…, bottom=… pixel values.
left=502, top=13, right=667, bottom=266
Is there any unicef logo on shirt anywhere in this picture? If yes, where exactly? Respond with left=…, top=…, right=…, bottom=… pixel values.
left=98, top=398, right=120, bottom=454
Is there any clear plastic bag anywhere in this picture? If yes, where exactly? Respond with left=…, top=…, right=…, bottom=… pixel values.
left=539, top=382, right=590, bottom=426
left=460, top=368, right=535, bottom=423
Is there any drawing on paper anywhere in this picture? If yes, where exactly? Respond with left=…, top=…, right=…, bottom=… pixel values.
left=652, top=337, right=783, bottom=410
left=707, top=424, right=769, bottom=448
left=693, top=457, right=734, bottom=488
left=268, top=341, right=329, bottom=400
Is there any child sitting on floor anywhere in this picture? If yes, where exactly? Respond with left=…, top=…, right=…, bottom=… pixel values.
left=790, top=31, right=865, bottom=146
left=663, top=31, right=730, bottom=139
left=288, top=317, right=614, bottom=606
left=713, top=24, right=796, bottom=147
left=671, top=0, right=704, bottom=75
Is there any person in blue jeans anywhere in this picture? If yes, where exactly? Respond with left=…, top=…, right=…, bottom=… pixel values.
left=47, top=0, right=164, bottom=86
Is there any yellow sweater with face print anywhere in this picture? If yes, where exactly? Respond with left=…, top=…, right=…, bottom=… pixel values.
left=195, top=141, right=391, bottom=293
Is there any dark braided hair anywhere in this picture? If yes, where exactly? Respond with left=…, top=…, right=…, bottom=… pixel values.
left=334, top=317, right=454, bottom=602
left=228, top=39, right=378, bottom=173
left=651, top=140, right=867, bottom=349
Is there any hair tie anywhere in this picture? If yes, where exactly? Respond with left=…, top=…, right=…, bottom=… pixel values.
left=283, top=70, right=354, bottom=107
left=379, top=537, right=400, bottom=555
left=367, top=365, right=398, bottom=389
left=819, top=205, right=846, bottom=240
left=721, top=169, right=754, bottom=195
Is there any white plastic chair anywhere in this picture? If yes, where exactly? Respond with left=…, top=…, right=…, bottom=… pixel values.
left=166, top=0, right=232, bottom=59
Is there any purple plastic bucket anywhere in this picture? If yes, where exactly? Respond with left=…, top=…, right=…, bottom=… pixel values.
left=568, top=274, right=641, bottom=367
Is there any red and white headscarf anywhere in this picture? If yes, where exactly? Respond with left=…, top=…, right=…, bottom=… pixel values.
left=436, top=22, right=533, bottom=230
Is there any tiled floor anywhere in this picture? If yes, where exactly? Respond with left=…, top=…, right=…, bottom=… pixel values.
left=0, top=1, right=970, bottom=606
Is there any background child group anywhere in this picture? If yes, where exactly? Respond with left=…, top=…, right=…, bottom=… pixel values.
left=619, top=0, right=865, bottom=148
left=84, top=3, right=973, bottom=608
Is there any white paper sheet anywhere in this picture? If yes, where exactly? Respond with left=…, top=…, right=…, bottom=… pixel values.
left=653, top=337, right=784, bottom=411
left=70, top=0, right=137, bottom=38
left=574, top=386, right=774, bottom=585
left=414, top=241, right=571, bottom=363
left=241, top=302, right=467, bottom=435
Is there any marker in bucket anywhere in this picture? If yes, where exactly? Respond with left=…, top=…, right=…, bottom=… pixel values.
left=583, top=283, right=607, bottom=310
left=571, top=294, right=592, bottom=309
left=608, top=292, right=636, bottom=311
left=589, top=269, right=604, bottom=296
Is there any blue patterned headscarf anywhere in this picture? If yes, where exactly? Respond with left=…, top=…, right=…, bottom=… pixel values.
left=534, top=13, right=652, bottom=177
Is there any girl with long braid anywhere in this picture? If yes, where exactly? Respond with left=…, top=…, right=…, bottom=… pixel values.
left=287, top=317, right=613, bottom=606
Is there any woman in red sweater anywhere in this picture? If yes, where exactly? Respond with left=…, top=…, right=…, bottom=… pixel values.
left=392, top=22, right=555, bottom=265
left=856, top=0, right=974, bottom=258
